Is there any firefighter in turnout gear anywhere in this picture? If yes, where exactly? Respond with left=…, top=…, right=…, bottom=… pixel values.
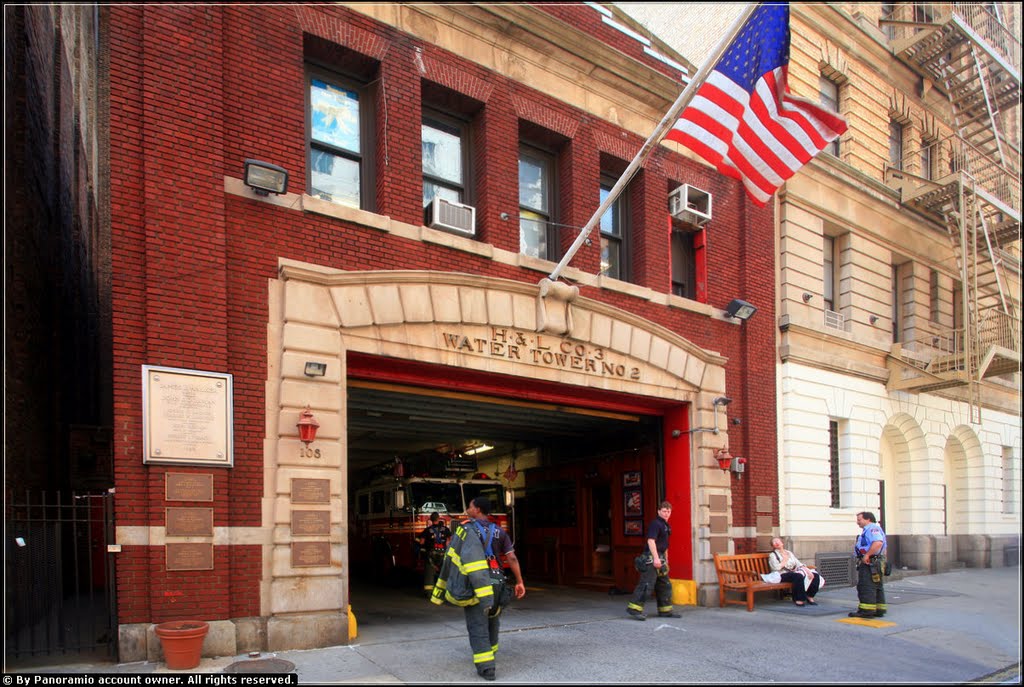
left=848, top=511, right=888, bottom=618
left=627, top=501, right=681, bottom=620
left=430, top=497, right=525, bottom=681
left=418, top=511, right=451, bottom=596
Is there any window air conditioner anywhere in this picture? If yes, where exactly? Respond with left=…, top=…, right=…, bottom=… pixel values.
left=426, top=197, right=476, bottom=237
left=668, top=184, right=712, bottom=227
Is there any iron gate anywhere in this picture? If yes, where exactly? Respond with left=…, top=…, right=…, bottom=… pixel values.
left=4, top=490, right=118, bottom=662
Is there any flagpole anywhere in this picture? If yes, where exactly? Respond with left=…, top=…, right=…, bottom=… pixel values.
left=546, top=2, right=760, bottom=283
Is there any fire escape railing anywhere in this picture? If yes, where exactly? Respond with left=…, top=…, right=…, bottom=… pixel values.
left=880, top=3, right=1021, bottom=412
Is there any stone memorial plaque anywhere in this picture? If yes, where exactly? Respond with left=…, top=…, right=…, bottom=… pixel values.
left=143, top=365, right=233, bottom=467
left=166, top=473, right=214, bottom=502
left=166, top=543, right=214, bottom=571
left=166, top=507, right=214, bottom=537
left=292, top=478, right=330, bottom=504
left=291, top=541, right=331, bottom=568
left=291, top=510, right=331, bottom=536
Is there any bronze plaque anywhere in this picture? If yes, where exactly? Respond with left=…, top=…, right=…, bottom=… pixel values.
left=166, top=543, right=214, bottom=571
left=166, top=507, right=214, bottom=537
left=143, top=366, right=233, bottom=467
left=292, top=478, right=330, bottom=504
left=709, top=515, right=728, bottom=534
left=291, top=510, right=331, bottom=536
left=166, top=473, right=214, bottom=502
left=291, top=541, right=331, bottom=568
left=708, top=494, right=728, bottom=512
left=756, top=495, right=774, bottom=513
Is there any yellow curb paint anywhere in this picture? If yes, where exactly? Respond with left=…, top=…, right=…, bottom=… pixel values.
left=836, top=617, right=896, bottom=628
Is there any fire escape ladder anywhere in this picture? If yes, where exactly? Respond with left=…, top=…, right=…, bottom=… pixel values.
left=881, top=4, right=1022, bottom=408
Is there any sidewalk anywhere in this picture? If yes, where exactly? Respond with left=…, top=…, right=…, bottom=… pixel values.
left=7, top=566, right=1021, bottom=684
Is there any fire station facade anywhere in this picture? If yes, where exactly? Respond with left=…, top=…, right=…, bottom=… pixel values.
left=10, top=4, right=777, bottom=660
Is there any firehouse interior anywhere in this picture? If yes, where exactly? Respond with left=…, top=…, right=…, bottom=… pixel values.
left=345, top=379, right=665, bottom=599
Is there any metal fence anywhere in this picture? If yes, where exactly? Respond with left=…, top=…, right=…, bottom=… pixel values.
left=4, top=490, right=117, bottom=662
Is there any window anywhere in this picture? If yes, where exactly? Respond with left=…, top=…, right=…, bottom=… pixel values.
left=888, top=120, right=904, bottom=170
left=671, top=230, right=697, bottom=298
left=823, top=235, right=837, bottom=311
left=519, top=146, right=555, bottom=260
left=952, top=279, right=963, bottom=331
left=921, top=136, right=936, bottom=180
left=1003, top=447, right=1017, bottom=515
left=829, top=420, right=841, bottom=509
left=881, top=2, right=896, bottom=41
left=819, top=77, right=841, bottom=156
left=599, top=178, right=628, bottom=280
left=892, top=263, right=903, bottom=343
left=422, top=114, right=468, bottom=207
left=929, top=269, right=940, bottom=323
left=308, top=73, right=366, bottom=208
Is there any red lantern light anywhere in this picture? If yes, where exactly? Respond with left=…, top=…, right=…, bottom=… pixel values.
left=715, top=447, right=733, bottom=471
left=297, top=406, right=319, bottom=445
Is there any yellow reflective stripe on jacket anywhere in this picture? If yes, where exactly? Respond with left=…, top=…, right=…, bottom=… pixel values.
left=475, top=584, right=494, bottom=598
left=444, top=590, right=479, bottom=607
left=462, top=560, right=489, bottom=574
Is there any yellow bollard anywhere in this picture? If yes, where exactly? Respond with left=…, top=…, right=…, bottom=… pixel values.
left=348, top=606, right=358, bottom=641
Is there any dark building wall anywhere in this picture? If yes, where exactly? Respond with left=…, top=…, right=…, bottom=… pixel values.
left=4, top=4, right=110, bottom=494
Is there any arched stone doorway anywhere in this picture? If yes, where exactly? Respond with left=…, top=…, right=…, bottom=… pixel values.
left=261, top=263, right=733, bottom=648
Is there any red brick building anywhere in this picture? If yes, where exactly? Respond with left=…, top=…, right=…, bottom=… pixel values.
left=6, top=3, right=778, bottom=662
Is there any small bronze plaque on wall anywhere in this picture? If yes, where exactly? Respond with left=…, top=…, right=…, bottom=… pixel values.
left=291, top=510, right=331, bottom=536
left=291, top=541, right=331, bottom=568
left=166, top=543, right=214, bottom=571
left=166, top=473, right=214, bottom=502
left=166, top=507, right=214, bottom=537
left=292, top=478, right=330, bottom=504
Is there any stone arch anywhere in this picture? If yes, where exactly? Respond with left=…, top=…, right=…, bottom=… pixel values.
left=279, top=264, right=726, bottom=402
left=944, top=425, right=985, bottom=535
left=265, top=263, right=734, bottom=625
left=878, top=412, right=927, bottom=535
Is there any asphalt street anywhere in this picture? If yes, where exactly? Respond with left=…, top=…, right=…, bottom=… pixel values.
left=7, top=565, right=1021, bottom=684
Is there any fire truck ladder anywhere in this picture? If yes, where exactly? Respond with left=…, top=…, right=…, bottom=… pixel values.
left=881, top=2, right=1021, bottom=421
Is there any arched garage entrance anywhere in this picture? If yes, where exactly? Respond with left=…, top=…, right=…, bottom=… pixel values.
left=344, top=354, right=683, bottom=593
left=263, top=264, right=727, bottom=647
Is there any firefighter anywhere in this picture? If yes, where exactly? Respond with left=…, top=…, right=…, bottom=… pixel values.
left=418, top=511, right=452, bottom=595
left=849, top=511, right=888, bottom=618
left=627, top=501, right=681, bottom=620
left=431, top=497, right=525, bottom=681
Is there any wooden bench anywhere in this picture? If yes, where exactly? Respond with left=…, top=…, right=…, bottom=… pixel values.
left=713, top=552, right=815, bottom=612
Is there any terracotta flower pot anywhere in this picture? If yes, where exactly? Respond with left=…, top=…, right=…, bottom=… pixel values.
left=155, top=620, right=209, bottom=670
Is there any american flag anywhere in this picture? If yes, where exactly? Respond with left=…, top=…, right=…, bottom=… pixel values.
left=666, top=3, right=847, bottom=206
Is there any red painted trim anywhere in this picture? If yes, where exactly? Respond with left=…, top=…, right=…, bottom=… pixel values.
left=347, top=353, right=678, bottom=415
left=662, top=405, right=693, bottom=579
left=694, top=229, right=708, bottom=304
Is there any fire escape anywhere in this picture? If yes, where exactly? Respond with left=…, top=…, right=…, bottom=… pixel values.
left=881, top=2, right=1021, bottom=420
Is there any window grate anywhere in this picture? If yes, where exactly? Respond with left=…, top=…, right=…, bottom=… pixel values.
left=824, top=309, right=846, bottom=330
left=815, top=552, right=856, bottom=587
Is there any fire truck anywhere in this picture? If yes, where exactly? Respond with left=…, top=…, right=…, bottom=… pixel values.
left=351, top=473, right=513, bottom=577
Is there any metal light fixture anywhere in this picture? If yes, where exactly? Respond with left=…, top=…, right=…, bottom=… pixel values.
left=712, top=395, right=732, bottom=434
left=464, top=443, right=494, bottom=456
left=715, top=447, right=733, bottom=471
left=725, top=298, right=757, bottom=321
left=296, top=406, right=320, bottom=445
left=802, top=292, right=813, bottom=303
left=869, top=315, right=879, bottom=325
left=244, top=159, right=289, bottom=196
left=304, top=361, right=327, bottom=377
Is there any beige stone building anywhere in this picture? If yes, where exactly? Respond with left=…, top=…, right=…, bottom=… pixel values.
left=618, top=1, right=1021, bottom=576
